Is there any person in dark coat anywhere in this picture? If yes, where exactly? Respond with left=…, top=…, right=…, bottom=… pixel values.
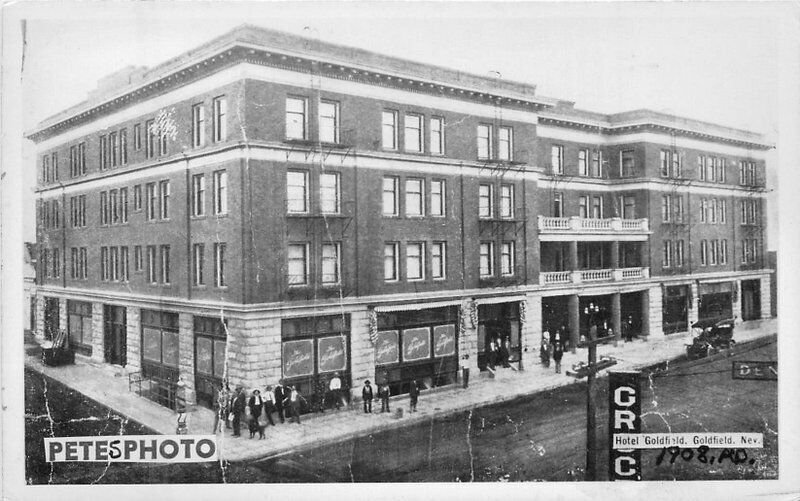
left=487, top=338, right=499, bottom=370
left=262, top=385, right=277, bottom=426
left=273, top=381, right=287, bottom=423
left=231, top=386, right=246, bottom=437
left=540, top=334, right=551, bottom=368
left=552, top=333, right=564, bottom=374
left=362, top=380, right=373, bottom=413
left=248, top=389, right=265, bottom=439
left=408, top=380, right=419, bottom=412
left=211, top=381, right=231, bottom=433
left=499, top=337, right=511, bottom=368
left=378, top=382, right=391, bottom=413
left=283, top=385, right=304, bottom=424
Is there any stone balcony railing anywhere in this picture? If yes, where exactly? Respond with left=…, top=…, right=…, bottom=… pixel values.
left=538, top=216, right=649, bottom=233
left=539, top=267, right=650, bottom=286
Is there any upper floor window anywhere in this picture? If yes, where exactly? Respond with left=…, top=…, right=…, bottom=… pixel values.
left=740, top=161, right=757, bottom=186
left=133, top=185, right=142, bottom=212
left=405, top=178, right=424, bottom=217
left=99, top=135, right=108, bottom=170
left=551, top=145, right=564, bottom=175
left=430, top=180, right=445, bottom=217
left=382, top=110, right=398, bottom=150
left=501, top=241, right=515, bottom=276
left=590, top=150, right=602, bottom=177
left=145, top=120, right=155, bottom=159
left=160, top=245, right=171, bottom=284
left=158, top=130, right=168, bottom=156
left=406, top=242, right=425, bottom=280
left=618, top=195, right=636, bottom=219
left=212, top=96, right=227, bottom=142
left=133, top=124, right=142, bottom=151
left=716, top=158, right=726, bottom=183
left=432, top=242, right=446, bottom=279
left=477, top=124, right=493, bottom=160
left=192, top=174, right=205, bottom=217
left=146, top=183, right=157, bottom=221
left=287, top=170, right=309, bottom=213
left=498, top=126, right=513, bottom=161
left=319, top=100, right=339, bottom=144
left=213, top=170, right=228, bottom=215
left=578, top=149, right=588, bottom=176
left=579, top=195, right=589, bottom=219
left=320, top=172, right=340, bottom=214
left=120, top=129, right=128, bottom=165
left=287, top=243, right=309, bottom=286
left=620, top=150, right=635, bottom=177
left=382, top=176, right=399, bottom=216
left=430, top=117, right=444, bottom=155
left=159, top=180, right=170, bottom=219
left=214, top=243, right=227, bottom=287
left=553, top=192, right=563, bottom=217
left=192, top=243, right=205, bottom=286
left=100, top=191, right=109, bottom=225
left=321, top=243, right=341, bottom=285
left=192, top=103, right=205, bottom=147
left=591, top=196, right=603, bottom=219
left=700, top=240, right=708, bottom=266
left=698, top=156, right=707, bottom=181
left=479, top=242, right=494, bottom=277
left=500, top=184, right=514, bottom=218
left=384, top=242, right=399, bottom=281
left=404, top=113, right=423, bottom=153
left=110, top=131, right=118, bottom=167
left=478, top=184, right=493, bottom=218
left=705, top=156, right=715, bottom=182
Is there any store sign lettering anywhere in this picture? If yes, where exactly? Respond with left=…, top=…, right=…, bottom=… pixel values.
left=376, top=331, right=399, bottom=365
left=283, top=341, right=313, bottom=377
left=433, top=325, right=455, bottom=357
left=403, top=328, right=430, bottom=361
left=318, top=337, right=346, bottom=372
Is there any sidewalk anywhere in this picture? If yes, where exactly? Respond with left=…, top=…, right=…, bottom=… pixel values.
left=24, top=318, right=776, bottom=462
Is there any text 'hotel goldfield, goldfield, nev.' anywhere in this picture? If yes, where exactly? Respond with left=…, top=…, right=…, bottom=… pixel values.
left=28, top=24, right=772, bottom=412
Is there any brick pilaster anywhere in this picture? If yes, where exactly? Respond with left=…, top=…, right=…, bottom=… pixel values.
left=521, top=294, right=541, bottom=369
left=178, top=313, right=196, bottom=405
left=760, top=274, right=772, bottom=319
left=125, top=307, right=141, bottom=373
left=646, top=285, right=664, bottom=336
left=349, top=307, right=373, bottom=401
left=90, top=302, right=104, bottom=362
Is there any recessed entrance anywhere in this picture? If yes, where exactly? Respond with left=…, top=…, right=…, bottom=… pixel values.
left=103, top=305, right=127, bottom=366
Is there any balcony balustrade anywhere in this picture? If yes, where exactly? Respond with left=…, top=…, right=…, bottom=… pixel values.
left=539, top=267, right=649, bottom=286
left=538, top=216, right=649, bottom=234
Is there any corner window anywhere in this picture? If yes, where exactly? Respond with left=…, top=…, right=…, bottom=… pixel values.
left=192, top=174, right=205, bottom=217
left=551, top=145, right=564, bottom=175
left=212, top=96, right=227, bottom=142
left=192, top=103, right=205, bottom=147
left=432, top=242, right=446, bottom=280
left=213, top=170, right=228, bottom=215
left=500, top=184, right=514, bottom=219
left=620, top=150, right=635, bottom=177
left=321, top=243, right=341, bottom=285
left=430, top=180, right=445, bottom=217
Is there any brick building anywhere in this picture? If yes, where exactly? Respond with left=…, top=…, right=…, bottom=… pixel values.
left=28, top=25, right=772, bottom=411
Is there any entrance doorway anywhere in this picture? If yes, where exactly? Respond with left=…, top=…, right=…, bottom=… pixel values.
left=44, top=297, right=59, bottom=340
left=740, top=280, right=762, bottom=321
left=103, top=305, right=127, bottom=366
left=620, top=291, right=644, bottom=340
left=477, top=302, right=521, bottom=371
left=663, top=285, right=689, bottom=334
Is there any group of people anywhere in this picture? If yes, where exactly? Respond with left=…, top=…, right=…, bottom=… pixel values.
left=540, top=328, right=567, bottom=373
left=486, top=336, right=514, bottom=370
left=360, top=379, right=419, bottom=414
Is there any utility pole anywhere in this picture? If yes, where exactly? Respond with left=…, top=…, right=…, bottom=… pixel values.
left=585, top=322, right=598, bottom=481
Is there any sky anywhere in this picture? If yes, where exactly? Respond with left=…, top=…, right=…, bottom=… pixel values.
left=12, top=1, right=793, bottom=249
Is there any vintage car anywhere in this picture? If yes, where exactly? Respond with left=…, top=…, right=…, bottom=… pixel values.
left=685, top=317, right=736, bottom=359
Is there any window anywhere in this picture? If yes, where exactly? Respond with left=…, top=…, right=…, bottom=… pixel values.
left=430, top=180, right=445, bottom=217
left=553, top=192, right=563, bottom=217
left=404, top=113, right=423, bottom=153
left=430, top=117, right=444, bottom=155
left=720, top=240, right=728, bottom=265
left=320, top=172, right=340, bottom=214
left=618, top=195, right=636, bottom=219
left=675, top=240, right=685, bottom=267
left=159, top=180, right=170, bottom=219
left=110, top=246, right=118, bottom=280
left=69, top=146, right=78, bottom=177
left=674, top=195, right=684, bottom=223
left=287, top=244, right=309, bottom=285
left=194, top=317, right=228, bottom=381
left=432, top=242, right=446, bottom=279
left=67, top=301, right=92, bottom=348
left=141, top=310, right=180, bottom=368
left=160, top=245, right=170, bottom=284
left=700, top=240, right=708, bottom=266
left=192, top=103, right=205, bottom=148
left=110, top=131, right=118, bottom=167
left=698, top=156, right=706, bottom=181
left=405, top=178, right=424, bottom=217
left=660, top=150, right=669, bottom=177
left=591, top=196, right=603, bottom=219
left=212, top=96, right=227, bottom=142
left=498, top=126, right=513, bottom=161
left=551, top=145, right=564, bottom=174
left=192, top=174, right=205, bottom=217
left=579, top=196, right=589, bottom=219
left=134, top=124, right=142, bottom=151
left=52, top=200, right=60, bottom=229
left=100, top=191, right=109, bottom=225
left=406, top=242, right=424, bottom=280
left=51, top=153, right=58, bottom=181
left=145, top=120, right=155, bottom=159
left=193, top=243, right=204, bottom=286
left=287, top=170, right=309, bottom=213
left=41, top=155, right=49, bottom=182
left=578, top=149, right=588, bottom=176
left=120, top=187, right=128, bottom=223
left=134, top=245, right=143, bottom=272
left=720, top=199, right=727, bottom=224
left=285, top=96, right=307, bottom=140
left=78, top=143, right=86, bottom=175
left=133, top=185, right=142, bottom=211
left=671, top=151, right=681, bottom=178
left=214, top=243, right=226, bottom=287
left=700, top=199, right=707, bottom=223
left=710, top=199, right=717, bottom=224
left=79, top=248, right=87, bottom=279
left=620, top=150, right=635, bottom=177
left=120, top=129, right=128, bottom=165
left=213, top=170, right=228, bottom=215
left=477, top=124, right=493, bottom=160
left=706, top=157, right=715, bottom=182
left=500, top=184, right=514, bottom=218
left=321, top=243, right=341, bottom=285
left=382, top=176, right=399, bottom=216
left=479, top=242, right=494, bottom=277
left=709, top=240, right=718, bottom=265
left=319, top=100, right=340, bottom=144
left=100, top=247, right=108, bottom=281
left=70, top=248, right=78, bottom=279
left=384, top=242, right=399, bottom=281
left=147, top=246, right=157, bottom=284
left=52, top=248, right=60, bottom=278
left=110, top=189, right=119, bottom=224
left=382, top=110, right=398, bottom=150
left=719, top=158, right=726, bottom=183
left=501, top=241, right=515, bottom=276
left=158, top=129, right=168, bottom=157
left=100, top=135, right=108, bottom=170
left=590, top=150, right=602, bottom=177
left=479, top=184, right=493, bottom=218
left=663, top=240, right=673, bottom=268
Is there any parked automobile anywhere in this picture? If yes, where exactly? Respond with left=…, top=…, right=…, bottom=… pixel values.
left=686, top=317, right=736, bottom=359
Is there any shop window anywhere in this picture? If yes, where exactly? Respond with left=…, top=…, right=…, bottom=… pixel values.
left=141, top=310, right=180, bottom=379
left=67, top=300, right=93, bottom=356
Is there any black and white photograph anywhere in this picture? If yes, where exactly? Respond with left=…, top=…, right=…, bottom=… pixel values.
left=1, top=1, right=799, bottom=499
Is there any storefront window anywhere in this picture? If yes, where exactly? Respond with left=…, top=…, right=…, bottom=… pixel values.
left=140, top=309, right=180, bottom=380
left=194, top=315, right=228, bottom=409
left=67, top=300, right=93, bottom=356
left=402, top=327, right=431, bottom=361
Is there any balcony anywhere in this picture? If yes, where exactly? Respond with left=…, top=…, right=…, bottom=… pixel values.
left=538, top=216, right=650, bottom=241
left=539, top=267, right=650, bottom=286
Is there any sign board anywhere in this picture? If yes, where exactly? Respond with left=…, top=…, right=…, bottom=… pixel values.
left=282, top=339, right=314, bottom=378
left=732, top=360, right=777, bottom=380
left=317, top=336, right=347, bottom=373
left=375, top=330, right=399, bottom=365
left=608, top=371, right=642, bottom=481
left=432, top=325, right=456, bottom=357
left=402, top=327, right=431, bottom=362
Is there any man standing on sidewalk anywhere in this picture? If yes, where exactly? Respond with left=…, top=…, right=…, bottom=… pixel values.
left=552, top=333, right=564, bottom=374
left=408, top=379, right=419, bottom=413
left=378, top=381, right=391, bottom=413
left=284, top=385, right=304, bottom=424
left=263, top=385, right=277, bottom=426
left=362, top=380, right=373, bottom=413
left=231, top=386, right=246, bottom=437
left=273, top=381, right=287, bottom=424
left=329, top=372, right=343, bottom=410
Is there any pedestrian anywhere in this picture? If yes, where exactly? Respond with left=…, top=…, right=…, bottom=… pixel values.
left=624, top=316, right=634, bottom=342
left=329, top=372, right=343, bottom=410
left=408, top=380, right=419, bottom=412
left=362, top=380, right=374, bottom=413
left=378, top=381, right=391, bottom=413
left=487, top=337, right=498, bottom=370
left=211, top=381, right=230, bottom=433
left=248, top=389, right=265, bottom=439
left=552, top=333, right=564, bottom=374
left=231, top=386, right=246, bottom=437
left=500, top=338, right=512, bottom=368
left=314, top=377, right=327, bottom=414
left=283, top=385, right=304, bottom=424
left=262, top=385, right=277, bottom=426
left=273, top=380, right=287, bottom=424
left=540, top=334, right=551, bottom=368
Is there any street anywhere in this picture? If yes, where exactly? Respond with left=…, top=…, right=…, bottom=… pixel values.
left=25, top=335, right=777, bottom=483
